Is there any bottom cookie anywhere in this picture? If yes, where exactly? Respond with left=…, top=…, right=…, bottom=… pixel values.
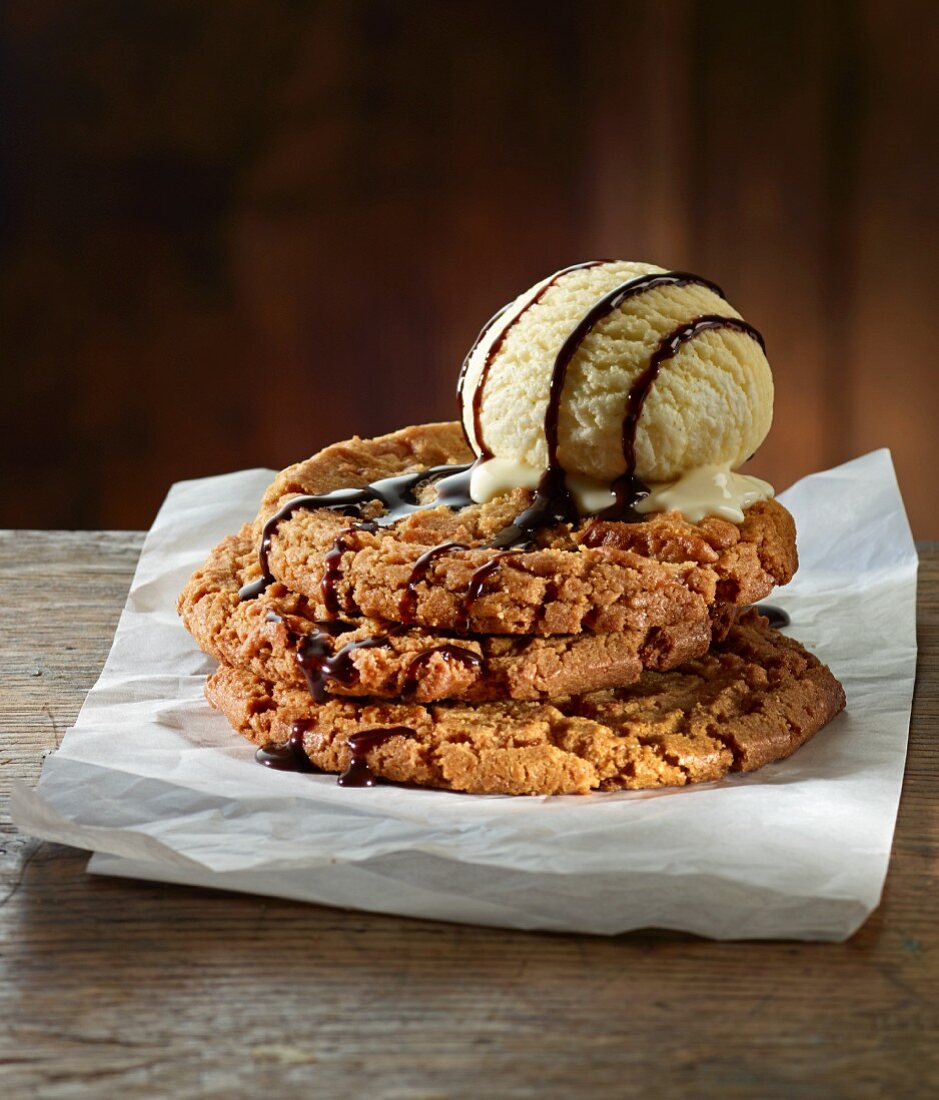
left=204, top=611, right=846, bottom=796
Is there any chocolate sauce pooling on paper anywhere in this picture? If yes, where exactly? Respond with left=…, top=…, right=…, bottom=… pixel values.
left=255, top=720, right=318, bottom=772
left=338, top=728, right=414, bottom=787
left=254, top=720, right=415, bottom=787
left=755, top=604, right=790, bottom=629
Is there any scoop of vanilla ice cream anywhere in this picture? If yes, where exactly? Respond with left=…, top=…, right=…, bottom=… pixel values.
left=460, top=260, right=773, bottom=486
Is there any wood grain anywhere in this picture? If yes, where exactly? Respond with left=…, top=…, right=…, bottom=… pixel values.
left=1, top=532, right=937, bottom=1098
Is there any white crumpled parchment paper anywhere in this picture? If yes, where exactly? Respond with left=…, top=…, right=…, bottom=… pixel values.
left=12, top=449, right=918, bottom=940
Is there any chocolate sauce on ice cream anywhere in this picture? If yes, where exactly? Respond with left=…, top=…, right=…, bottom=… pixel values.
left=461, top=268, right=765, bottom=536
left=459, top=264, right=769, bottom=532
left=461, top=261, right=608, bottom=458
left=602, top=314, right=766, bottom=520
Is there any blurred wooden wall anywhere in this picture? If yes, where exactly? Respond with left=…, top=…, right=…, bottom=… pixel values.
left=2, top=0, right=937, bottom=536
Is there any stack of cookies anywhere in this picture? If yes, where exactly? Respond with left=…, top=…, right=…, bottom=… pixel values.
left=179, top=422, right=845, bottom=795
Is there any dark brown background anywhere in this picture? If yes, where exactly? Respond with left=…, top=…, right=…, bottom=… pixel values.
left=2, top=0, right=937, bottom=536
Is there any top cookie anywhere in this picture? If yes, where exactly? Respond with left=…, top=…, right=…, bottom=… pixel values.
left=243, top=422, right=797, bottom=636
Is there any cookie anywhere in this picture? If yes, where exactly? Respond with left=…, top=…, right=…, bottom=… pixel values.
left=205, top=611, right=846, bottom=796
left=243, top=422, right=797, bottom=636
left=180, top=526, right=734, bottom=703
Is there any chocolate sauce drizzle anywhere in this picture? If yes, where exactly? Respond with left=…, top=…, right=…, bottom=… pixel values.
left=240, top=489, right=372, bottom=602
left=755, top=604, right=790, bottom=629
left=288, top=619, right=486, bottom=706
left=458, top=551, right=525, bottom=630
left=462, top=261, right=608, bottom=457
left=505, top=271, right=732, bottom=532
left=545, top=273, right=725, bottom=467
left=240, top=463, right=474, bottom=601
left=399, top=541, right=467, bottom=624
left=320, top=528, right=366, bottom=616
left=455, top=303, right=509, bottom=417
left=338, top=727, right=414, bottom=787
left=296, top=625, right=405, bottom=701
left=255, top=720, right=318, bottom=772
left=400, top=644, right=483, bottom=703
left=255, top=720, right=414, bottom=788
left=623, top=315, right=764, bottom=475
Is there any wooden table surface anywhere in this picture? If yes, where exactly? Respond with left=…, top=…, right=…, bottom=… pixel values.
left=1, top=532, right=936, bottom=1099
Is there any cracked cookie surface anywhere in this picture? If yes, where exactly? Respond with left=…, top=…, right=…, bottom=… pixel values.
left=179, top=526, right=733, bottom=702
left=205, top=611, right=845, bottom=796
left=245, top=422, right=798, bottom=636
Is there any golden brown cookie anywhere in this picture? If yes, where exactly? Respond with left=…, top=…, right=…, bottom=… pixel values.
left=241, top=422, right=798, bottom=636
left=179, top=526, right=732, bottom=703
left=205, top=611, right=845, bottom=796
